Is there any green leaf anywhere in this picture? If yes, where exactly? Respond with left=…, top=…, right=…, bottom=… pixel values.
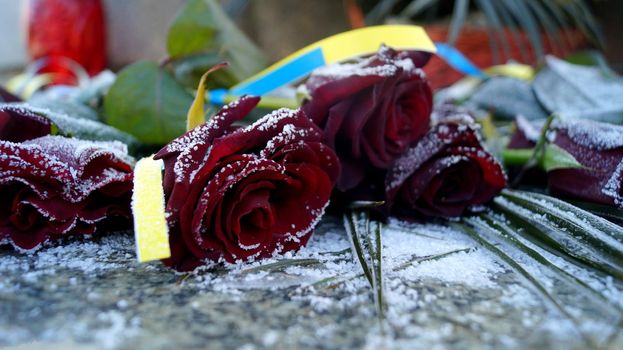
left=27, top=97, right=100, bottom=122
left=563, top=199, right=623, bottom=226
left=469, top=77, right=549, bottom=121
left=492, top=194, right=623, bottom=280
left=540, top=143, right=584, bottom=172
left=501, top=148, right=534, bottom=167
left=465, top=215, right=619, bottom=344
left=502, top=190, right=623, bottom=250
left=103, top=61, right=194, bottom=145
left=166, top=0, right=267, bottom=84
left=20, top=104, right=139, bottom=152
left=533, top=56, right=623, bottom=124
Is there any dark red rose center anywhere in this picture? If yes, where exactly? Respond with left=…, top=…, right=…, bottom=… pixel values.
left=416, top=159, right=482, bottom=217
left=435, top=162, right=480, bottom=203
left=236, top=189, right=275, bottom=232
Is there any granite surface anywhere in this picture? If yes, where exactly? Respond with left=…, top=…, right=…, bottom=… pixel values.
left=0, top=219, right=621, bottom=350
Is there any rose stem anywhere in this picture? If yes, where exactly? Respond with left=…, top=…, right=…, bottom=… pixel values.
left=501, top=148, right=534, bottom=166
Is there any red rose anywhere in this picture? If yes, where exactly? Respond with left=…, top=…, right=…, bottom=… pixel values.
left=550, top=119, right=623, bottom=207
left=509, top=117, right=623, bottom=207
left=386, top=112, right=506, bottom=218
left=0, top=136, right=133, bottom=250
left=154, top=96, right=340, bottom=271
left=302, top=46, right=432, bottom=191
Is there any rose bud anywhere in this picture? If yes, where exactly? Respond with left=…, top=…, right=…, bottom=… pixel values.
left=386, top=112, right=506, bottom=218
left=0, top=136, right=133, bottom=250
left=547, top=119, right=623, bottom=207
left=302, top=46, right=432, bottom=191
left=154, top=96, right=340, bottom=271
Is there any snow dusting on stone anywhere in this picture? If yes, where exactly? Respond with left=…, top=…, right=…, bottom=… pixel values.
left=1, top=216, right=621, bottom=349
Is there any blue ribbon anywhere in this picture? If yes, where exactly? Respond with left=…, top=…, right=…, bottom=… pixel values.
left=208, top=41, right=486, bottom=105
left=434, top=42, right=487, bottom=79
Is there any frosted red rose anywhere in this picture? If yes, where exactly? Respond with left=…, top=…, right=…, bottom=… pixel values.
left=510, top=117, right=623, bottom=207
left=0, top=136, right=133, bottom=250
left=302, top=46, right=432, bottom=191
left=154, top=96, right=340, bottom=271
left=386, top=113, right=506, bottom=218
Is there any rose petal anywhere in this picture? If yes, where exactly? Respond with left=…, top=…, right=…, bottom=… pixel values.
left=0, top=105, right=52, bottom=142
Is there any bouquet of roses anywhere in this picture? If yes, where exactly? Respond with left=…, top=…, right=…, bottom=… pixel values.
left=150, top=46, right=506, bottom=271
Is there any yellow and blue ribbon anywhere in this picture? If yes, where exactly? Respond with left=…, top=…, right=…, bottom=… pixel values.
left=208, top=25, right=437, bottom=104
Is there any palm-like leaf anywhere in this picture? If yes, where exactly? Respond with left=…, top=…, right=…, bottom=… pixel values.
left=366, top=0, right=603, bottom=62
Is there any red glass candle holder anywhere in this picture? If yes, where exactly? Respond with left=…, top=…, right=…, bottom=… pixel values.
left=26, top=0, right=107, bottom=85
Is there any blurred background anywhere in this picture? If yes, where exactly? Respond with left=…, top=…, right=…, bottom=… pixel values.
left=1, top=0, right=621, bottom=87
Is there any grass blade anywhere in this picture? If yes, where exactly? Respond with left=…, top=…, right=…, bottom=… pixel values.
left=370, top=220, right=386, bottom=328
left=313, top=247, right=473, bottom=288
left=394, top=247, right=473, bottom=271
left=241, top=258, right=321, bottom=274
left=344, top=211, right=373, bottom=285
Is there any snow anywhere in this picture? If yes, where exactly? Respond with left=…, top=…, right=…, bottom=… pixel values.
left=0, top=216, right=621, bottom=349
left=308, top=49, right=424, bottom=81
left=4, top=103, right=138, bottom=147
left=555, top=117, right=623, bottom=150
left=602, top=159, right=623, bottom=206
left=515, top=115, right=542, bottom=142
